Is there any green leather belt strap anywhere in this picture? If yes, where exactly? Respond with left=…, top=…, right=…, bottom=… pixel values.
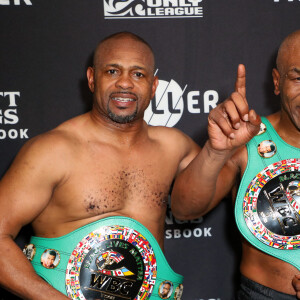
left=27, top=216, right=183, bottom=299
left=235, top=117, right=300, bottom=270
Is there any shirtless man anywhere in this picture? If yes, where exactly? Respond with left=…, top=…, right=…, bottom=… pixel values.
left=172, top=30, right=300, bottom=298
left=0, top=32, right=202, bottom=299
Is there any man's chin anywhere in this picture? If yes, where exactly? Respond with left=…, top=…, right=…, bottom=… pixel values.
left=108, top=112, right=137, bottom=124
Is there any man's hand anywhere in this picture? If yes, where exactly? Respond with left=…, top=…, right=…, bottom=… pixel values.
left=292, top=274, right=300, bottom=298
left=208, top=64, right=261, bottom=152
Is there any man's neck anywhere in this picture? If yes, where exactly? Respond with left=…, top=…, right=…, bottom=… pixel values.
left=88, top=110, right=149, bottom=148
left=269, top=110, right=300, bottom=148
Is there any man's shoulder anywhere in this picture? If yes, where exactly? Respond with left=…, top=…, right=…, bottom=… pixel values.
left=19, top=114, right=87, bottom=160
left=148, top=125, right=191, bottom=142
left=147, top=125, right=200, bottom=158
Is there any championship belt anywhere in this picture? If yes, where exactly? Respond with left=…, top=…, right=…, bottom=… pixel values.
left=235, top=117, right=300, bottom=269
left=23, top=217, right=183, bottom=299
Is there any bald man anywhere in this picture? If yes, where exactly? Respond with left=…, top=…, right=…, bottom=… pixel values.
left=172, top=30, right=300, bottom=298
left=0, top=32, right=204, bottom=299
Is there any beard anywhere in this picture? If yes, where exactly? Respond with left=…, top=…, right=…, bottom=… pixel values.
left=107, top=104, right=138, bottom=124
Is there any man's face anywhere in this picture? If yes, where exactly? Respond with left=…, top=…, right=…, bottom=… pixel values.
left=162, top=283, right=171, bottom=297
left=43, top=254, right=55, bottom=267
left=87, top=36, right=158, bottom=124
left=273, top=40, right=300, bottom=130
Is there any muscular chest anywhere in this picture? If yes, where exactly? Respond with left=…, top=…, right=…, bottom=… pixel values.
left=83, top=167, right=170, bottom=213
left=55, top=148, right=177, bottom=216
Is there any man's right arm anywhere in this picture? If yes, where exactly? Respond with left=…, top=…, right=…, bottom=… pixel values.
left=0, top=134, right=69, bottom=299
left=171, top=64, right=261, bottom=220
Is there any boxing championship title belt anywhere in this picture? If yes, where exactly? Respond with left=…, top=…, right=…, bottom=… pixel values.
left=235, top=117, right=300, bottom=269
left=23, top=216, right=183, bottom=299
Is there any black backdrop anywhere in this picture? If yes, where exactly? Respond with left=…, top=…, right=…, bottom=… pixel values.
left=0, top=1, right=299, bottom=299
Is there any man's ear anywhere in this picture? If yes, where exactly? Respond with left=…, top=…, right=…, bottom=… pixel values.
left=87, top=67, right=95, bottom=93
left=151, top=76, right=159, bottom=99
left=272, top=68, right=281, bottom=96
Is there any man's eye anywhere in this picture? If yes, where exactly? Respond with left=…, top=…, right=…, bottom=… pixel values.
left=107, top=69, right=118, bottom=75
left=287, top=73, right=300, bottom=81
left=291, top=76, right=300, bottom=82
left=134, top=72, right=144, bottom=78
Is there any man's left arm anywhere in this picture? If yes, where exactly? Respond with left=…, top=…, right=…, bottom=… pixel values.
left=293, top=275, right=300, bottom=298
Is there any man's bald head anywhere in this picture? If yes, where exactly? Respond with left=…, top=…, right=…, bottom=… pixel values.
left=93, top=32, right=155, bottom=73
left=276, top=29, right=300, bottom=74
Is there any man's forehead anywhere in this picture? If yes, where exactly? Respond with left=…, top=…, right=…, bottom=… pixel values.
left=96, top=40, right=154, bottom=70
left=278, top=38, right=300, bottom=67
left=99, top=36, right=152, bottom=55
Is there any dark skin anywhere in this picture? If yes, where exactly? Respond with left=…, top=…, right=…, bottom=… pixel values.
left=0, top=33, right=200, bottom=299
left=172, top=30, right=300, bottom=296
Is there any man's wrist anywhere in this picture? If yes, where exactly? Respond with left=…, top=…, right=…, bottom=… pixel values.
left=204, top=140, right=236, bottom=160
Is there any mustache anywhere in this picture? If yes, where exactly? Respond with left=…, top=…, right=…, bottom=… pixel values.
left=109, top=91, right=137, bottom=98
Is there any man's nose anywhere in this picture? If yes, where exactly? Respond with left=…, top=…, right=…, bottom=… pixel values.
left=115, top=73, right=134, bottom=89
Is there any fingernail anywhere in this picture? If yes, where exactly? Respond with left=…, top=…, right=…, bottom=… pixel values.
left=234, top=122, right=240, bottom=129
left=229, top=133, right=235, bottom=139
left=243, top=114, right=249, bottom=121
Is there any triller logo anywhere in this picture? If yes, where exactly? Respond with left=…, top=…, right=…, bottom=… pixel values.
left=144, top=73, right=219, bottom=127
left=103, top=0, right=204, bottom=19
left=0, top=0, right=32, bottom=5
left=144, top=79, right=185, bottom=127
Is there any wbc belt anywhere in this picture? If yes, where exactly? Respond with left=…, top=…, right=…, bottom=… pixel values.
left=24, top=216, right=183, bottom=299
left=235, top=117, right=300, bottom=270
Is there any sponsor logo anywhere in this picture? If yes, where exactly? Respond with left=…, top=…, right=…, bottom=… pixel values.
left=144, top=72, right=219, bottom=127
left=0, top=91, right=29, bottom=140
left=103, top=0, right=204, bottom=19
left=0, top=0, right=32, bottom=5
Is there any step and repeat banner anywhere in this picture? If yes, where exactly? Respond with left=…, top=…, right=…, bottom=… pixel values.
left=0, top=1, right=299, bottom=299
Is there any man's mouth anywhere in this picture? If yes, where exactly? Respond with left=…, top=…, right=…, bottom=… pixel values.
left=111, top=97, right=135, bottom=103
left=110, top=92, right=137, bottom=108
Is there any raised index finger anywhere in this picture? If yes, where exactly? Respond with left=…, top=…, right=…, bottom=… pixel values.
left=235, top=64, right=246, bottom=99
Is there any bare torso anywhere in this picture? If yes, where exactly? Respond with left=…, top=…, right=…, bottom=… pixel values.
left=240, top=239, right=298, bottom=294
left=30, top=113, right=197, bottom=249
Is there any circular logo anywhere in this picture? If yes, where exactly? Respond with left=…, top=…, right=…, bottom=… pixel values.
left=243, top=158, right=300, bottom=249
left=23, top=244, right=36, bottom=261
left=158, top=280, right=173, bottom=299
left=257, top=140, right=277, bottom=158
left=65, top=225, right=157, bottom=300
left=144, top=79, right=184, bottom=127
left=41, top=249, right=60, bottom=269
